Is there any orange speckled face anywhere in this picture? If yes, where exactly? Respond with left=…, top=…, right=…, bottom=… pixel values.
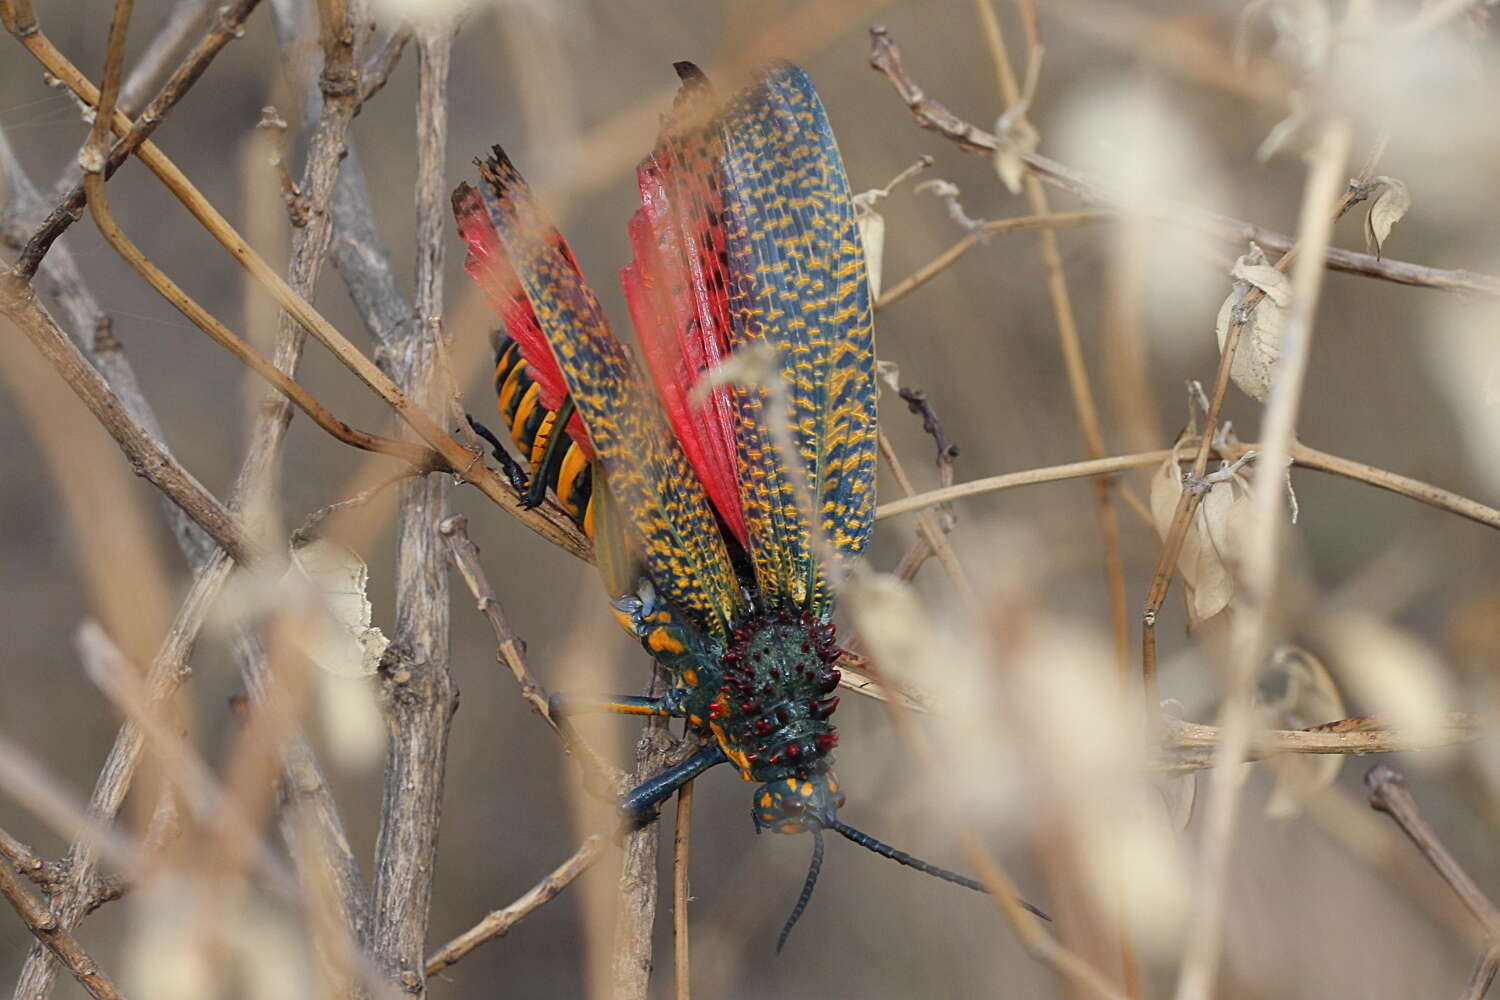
left=752, top=771, right=845, bottom=834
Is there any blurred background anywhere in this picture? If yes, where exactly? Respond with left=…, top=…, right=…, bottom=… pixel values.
left=3, top=0, right=1500, bottom=996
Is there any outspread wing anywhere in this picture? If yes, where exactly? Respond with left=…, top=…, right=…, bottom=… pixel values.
left=716, top=64, right=878, bottom=616
left=620, top=63, right=747, bottom=548
left=463, top=149, right=746, bottom=641
left=453, top=182, right=592, bottom=455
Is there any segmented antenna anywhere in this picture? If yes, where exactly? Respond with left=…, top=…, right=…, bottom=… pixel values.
left=830, top=820, right=1051, bottom=921
left=775, top=826, right=825, bottom=954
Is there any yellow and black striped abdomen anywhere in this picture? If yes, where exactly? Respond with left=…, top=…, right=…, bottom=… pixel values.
left=493, top=337, right=596, bottom=535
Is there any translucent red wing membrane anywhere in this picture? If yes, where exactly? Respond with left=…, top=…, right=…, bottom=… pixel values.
left=620, top=63, right=747, bottom=548
left=452, top=182, right=593, bottom=457
left=716, top=64, right=879, bottom=615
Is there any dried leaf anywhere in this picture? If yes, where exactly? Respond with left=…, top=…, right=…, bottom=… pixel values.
left=282, top=537, right=389, bottom=678
left=1262, top=646, right=1346, bottom=818
left=875, top=358, right=902, bottom=395
left=1215, top=247, right=1290, bottom=402
left=1362, top=175, right=1411, bottom=260
left=1149, top=445, right=1253, bottom=623
left=855, top=205, right=886, bottom=300
left=1230, top=254, right=1292, bottom=306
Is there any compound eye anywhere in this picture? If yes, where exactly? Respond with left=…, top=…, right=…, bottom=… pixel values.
left=835, top=792, right=846, bottom=808
left=782, top=797, right=804, bottom=813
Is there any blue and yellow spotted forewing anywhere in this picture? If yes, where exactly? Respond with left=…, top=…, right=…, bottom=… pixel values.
left=717, top=65, right=878, bottom=617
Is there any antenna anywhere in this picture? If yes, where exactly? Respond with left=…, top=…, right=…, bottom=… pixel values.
left=829, top=819, right=1051, bottom=922
left=775, top=825, right=825, bottom=954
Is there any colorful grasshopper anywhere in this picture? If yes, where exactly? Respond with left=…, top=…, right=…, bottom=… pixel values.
left=454, top=61, right=1042, bottom=950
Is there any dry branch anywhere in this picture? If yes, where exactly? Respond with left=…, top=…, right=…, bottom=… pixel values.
left=1155, top=715, right=1479, bottom=774
left=1367, top=766, right=1500, bottom=943
left=673, top=782, right=694, bottom=1000
left=0, top=859, right=126, bottom=1000
left=8, top=0, right=263, bottom=278
left=867, top=26, right=1500, bottom=298
left=424, top=836, right=608, bottom=976
left=0, top=278, right=259, bottom=564
left=4, top=5, right=590, bottom=559
left=5, top=2, right=373, bottom=991
left=368, top=21, right=459, bottom=996
left=875, top=442, right=1500, bottom=532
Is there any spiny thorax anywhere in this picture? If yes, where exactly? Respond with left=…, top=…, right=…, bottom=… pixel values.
left=707, top=606, right=842, bottom=782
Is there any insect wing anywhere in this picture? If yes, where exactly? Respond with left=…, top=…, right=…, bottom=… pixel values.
left=472, top=149, right=745, bottom=641
left=453, top=183, right=593, bottom=455
left=717, top=64, right=878, bottom=615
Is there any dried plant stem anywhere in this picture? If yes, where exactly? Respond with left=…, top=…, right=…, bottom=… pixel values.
left=875, top=210, right=1110, bottom=310
left=673, top=781, right=694, bottom=1000
left=80, top=172, right=435, bottom=466
left=10, top=3, right=371, bottom=993
left=1172, top=115, right=1352, bottom=1000
left=1461, top=950, right=1500, bottom=1000
left=0, top=126, right=215, bottom=566
left=971, top=0, right=1130, bottom=687
left=611, top=676, right=676, bottom=1000
left=0, top=278, right=259, bottom=564
left=369, top=22, right=459, bottom=996
left=3, top=17, right=589, bottom=559
left=424, top=836, right=609, bottom=975
left=1366, top=766, right=1500, bottom=941
left=867, top=26, right=1500, bottom=299
left=0, top=832, right=122, bottom=909
left=878, top=430, right=978, bottom=607
left=876, top=442, right=1500, bottom=531
left=0, top=861, right=126, bottom=1000
left=437, top=515, right=628, bottom=788
left=1156, top=715, right=1478, bottom=774
left=6, top=0, right=262, bottom=278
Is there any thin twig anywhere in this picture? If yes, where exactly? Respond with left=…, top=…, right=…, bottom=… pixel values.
left=0, top=277, right=260, bottom=564
left=3, top=14, right=591, bottom=560
left=9, top=1, right=371, bottom=991
left=8, top=0, right=263, bottom=279
left=1367, top=766, right=1500, bottom=942
left=611, top=669, right=677, bottom=1000
left=424, top=836, right=608, bottom=976
left=878, top=430, right=977, bottom=606
left=357, top=24, right=411, bottom=111
left=1155, top=715, right=1478, bottom=774
left=875, top=211, right=1110, bottom=310
left=1172, top=115, right=1352, bottom=1000
left=369, top=20, right=459, bottom=994
left=0, top=836, right=125, bottom=914
left=0, top=859, right=127, bottom=1000
left=437, top=515, right=627, bottom=786
left=877, top=450, right=1170, bottom=519
left=1460, top=949, right=1500, bottom=1000
left=875, top=442, right=1500, bottom=531
left=866, top=26, right=1500, bottom=299
left=970, top=0, right=1130, bottom=699
left=79, top=169, right=438, bottom=467
left=673, top=781, right=694, bottom=1000
left=886, top=384, right=960, bottom=583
